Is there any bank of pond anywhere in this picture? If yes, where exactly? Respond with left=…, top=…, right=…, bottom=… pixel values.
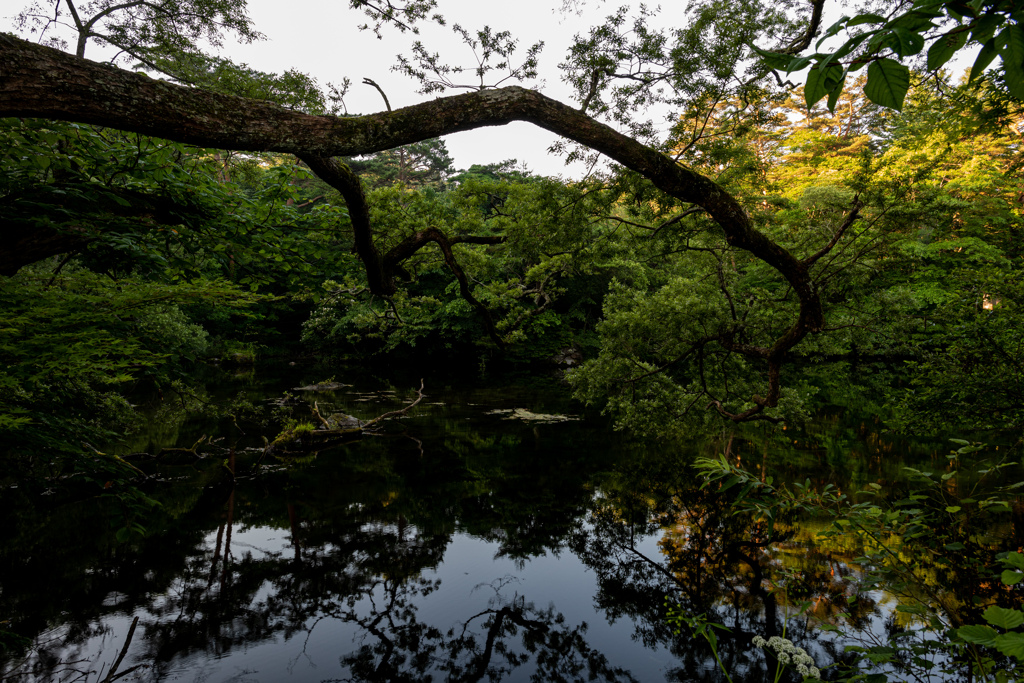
left=0, top=366, right=1020, bottom=682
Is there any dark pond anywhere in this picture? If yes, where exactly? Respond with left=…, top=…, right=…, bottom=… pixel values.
left=0, top=365, right=1003, bottom=682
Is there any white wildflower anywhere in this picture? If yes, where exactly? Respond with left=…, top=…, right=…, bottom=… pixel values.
left=751, top=632, right=821, bottom=679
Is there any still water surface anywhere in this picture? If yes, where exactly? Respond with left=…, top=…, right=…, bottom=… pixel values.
left=0, top=366, right=962, bottom=682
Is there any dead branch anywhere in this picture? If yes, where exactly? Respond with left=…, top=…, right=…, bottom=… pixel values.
left=362, top=379, right=426, bottom=429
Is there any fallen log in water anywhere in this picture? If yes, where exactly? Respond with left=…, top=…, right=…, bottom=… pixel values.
left=262, top=380, right=425, bottom=458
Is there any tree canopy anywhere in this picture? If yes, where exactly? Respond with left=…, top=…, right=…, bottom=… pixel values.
left=1, top=0, right=1023, bottom=431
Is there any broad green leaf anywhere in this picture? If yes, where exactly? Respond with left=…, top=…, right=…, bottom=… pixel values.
left=888, top=27, right=927, bottom=57
left=994, top=632, right=1024, bottom=660
left=927, top=28, right=969, bottom=71
left=806, top=62, right=845, bottom=108
left=1002, top=570, right=1024, bottom=586
left=847, top=13, right=887, bottom=28
left=958, top=624, right=998, bottom=645
left=999, top=25, right=1024, bottom=99
left=782, top=54, right=806, bottom=72
left=817, top=15, right=852, bottom=47
left=945, top=505, right=961, bottom=513
left=1003, top=552, right=1024, bottom=570
left=890, top=10, right=941, bottom=33
left=970, top=37, right=1000, bottom=82
left=971, top=13, right=1002, bottom=45
left=864, top=58, right=910, bottom=109
left=823, top=71, right=847, bottom=111
left=984, top=606, right=1024, bottom=630
left=751, top=45, right=796, bottom=71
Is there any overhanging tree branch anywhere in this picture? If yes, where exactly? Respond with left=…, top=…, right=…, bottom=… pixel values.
left=0, top=34, right=816, bottom=311
left=0, top=33, right=846, bottom=419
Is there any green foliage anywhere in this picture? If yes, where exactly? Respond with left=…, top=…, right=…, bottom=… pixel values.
left=148, top=52, right=345, bottom=114
left=15, top=0, right=263, bottom=65
left=303, top=173, right=618, bottom=361
left=756, top=0, right=1024, bottom=110
left=564, top=68, right=1024, bottom=435
left=0, top=260, right=259, bottom=484
left=344, top=139, right=455, bottom=191
left=664, top=608, right=738, bottom=683
left=955, top=554, right=1024, bottom=675
left=1, top=117, right=356, bottom=296
left=5, top=0, right=1024, bottom=517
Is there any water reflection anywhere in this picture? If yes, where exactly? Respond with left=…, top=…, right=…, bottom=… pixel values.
left=571, top=448, right=888, bottom=682
left=0, top=372, right=1001, bottom=682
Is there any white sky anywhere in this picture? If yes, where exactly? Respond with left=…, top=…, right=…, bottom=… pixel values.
left=233, top=0, right=621, bottom=177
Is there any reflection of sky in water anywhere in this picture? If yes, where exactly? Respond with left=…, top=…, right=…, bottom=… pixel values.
left=8, top=514, right=956, bottom=683
left=117, top=529, right=678, bottom=682
left=2, top=374, right=991, bottom=683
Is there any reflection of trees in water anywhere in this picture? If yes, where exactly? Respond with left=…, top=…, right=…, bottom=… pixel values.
left=2, top=434, right=634, bottom=683
left=326, top=577, right=638, bottom=683
left=5, top=408, right=928, bottom=683
left=132, top=513, right=636, bottom=683
left=130, top=504, right=452, bottom=680
left=571, top=450, right=881, bottom=682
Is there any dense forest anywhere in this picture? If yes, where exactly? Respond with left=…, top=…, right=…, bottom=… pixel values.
left=3, top=0, right=1024, bottom=681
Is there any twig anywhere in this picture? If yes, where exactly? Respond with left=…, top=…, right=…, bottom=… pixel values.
left=45, top=250, right=79, bottom=288
left=100, top=616, right=138, bottom=683
left=312, top=401, right=332, bottom=429
left=802, top=198, right=862, bottom=267
left=363, top=77, right=392, bottom=112
left=362, top=380, right=425, bottom=428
